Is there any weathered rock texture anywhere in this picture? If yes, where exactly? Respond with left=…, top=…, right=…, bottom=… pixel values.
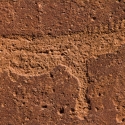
left=0, top=0, right=125, bottom=125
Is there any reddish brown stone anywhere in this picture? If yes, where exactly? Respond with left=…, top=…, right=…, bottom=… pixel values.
left=86, top=45, right=125, bottom=124
left=0, top=0, right=125, bottom=37
left=0, top=1, right=125, bottom=125
left=0, top=1, right=39, bottom=36
left=0, top=65, right=85, bottom=124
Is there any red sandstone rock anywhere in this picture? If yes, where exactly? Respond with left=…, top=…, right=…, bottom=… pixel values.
left=0, top=65, right=84, bottom=124
left=0, top=0, right=125, bottom=36
left=0, top=0, right=125, bottom=125
left=87, top=45, right=125, bottom=125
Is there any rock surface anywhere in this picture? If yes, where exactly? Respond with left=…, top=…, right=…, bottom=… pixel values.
left=0, top=0, right=125, bottom=36
left=87, top=45, right=125, bottom=125
left=0, top=0, right=125, bottom=125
